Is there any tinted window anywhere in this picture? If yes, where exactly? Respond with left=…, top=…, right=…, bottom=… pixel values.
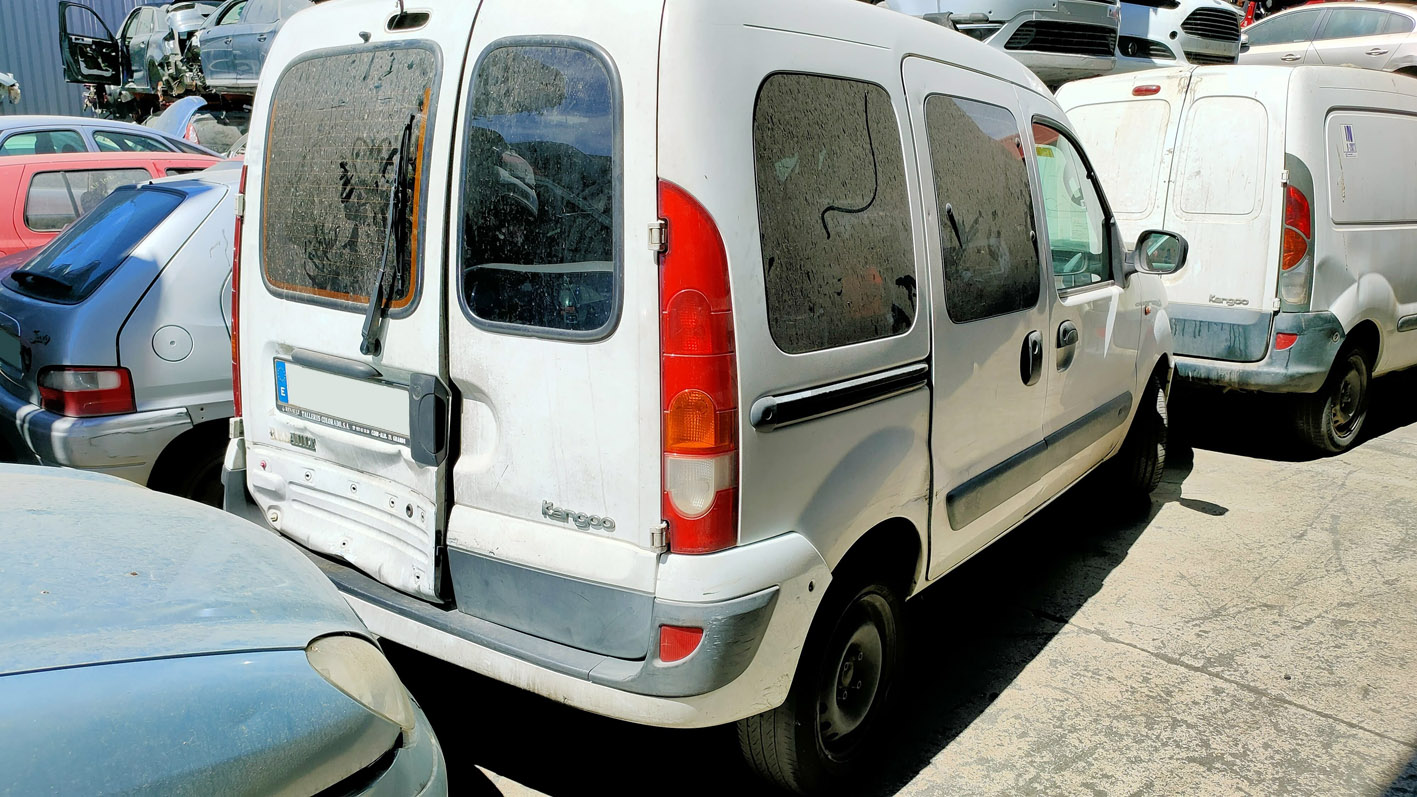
left=7, top=187, right=183, bottom=303
left=262, top=45, right=436, bottom=311
left=753, top=74, right=916, bottom=354
left=1032, top=125, right=1110, bottom=290
left=1245, top=10, right=1322, bottom=45
left=25, top=168, right=151, bottom=231
left=1386, top=13, right=1415, bottom=34
left=924, top=95, right=1039, bottom=324
left=1318, top=9, right=1389, bottom=40
left=244, top=0, right=278, bottom=24
left=460, top=45, right=618, bottom=336
left=0, top=130, right=86, bottom=156
left=93, top=130, right=172, bottom=153
left=215, top=0, right=246, bottom=25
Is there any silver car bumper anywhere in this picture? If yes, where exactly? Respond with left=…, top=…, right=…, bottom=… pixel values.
left=1114, top=2, right=1240, bottom=71
left=985, top=0, right=1120, bottom=84
left=0, top=387, right=191, bottom=484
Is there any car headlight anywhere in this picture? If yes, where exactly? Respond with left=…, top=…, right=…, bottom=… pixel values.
left=306, top=635, right=417, bottom=734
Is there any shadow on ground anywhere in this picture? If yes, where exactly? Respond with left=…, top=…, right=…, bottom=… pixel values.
left=1171, top=369, right=1417, bottom=463
left=386, top=460, right=1195, bottom=796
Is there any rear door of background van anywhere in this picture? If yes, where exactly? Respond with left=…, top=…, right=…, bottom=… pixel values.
left=441, top=1, right=666, bottom=633
left=1159, top=68, right=1290, bottom=316
left=239, top=2, right=479, bottom=602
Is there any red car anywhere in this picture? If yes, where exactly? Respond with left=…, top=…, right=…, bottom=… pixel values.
left=0, top=151, right=219, bottom=256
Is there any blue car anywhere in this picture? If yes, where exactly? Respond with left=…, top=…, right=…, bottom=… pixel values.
left=0, top=464, right=447, bottom=795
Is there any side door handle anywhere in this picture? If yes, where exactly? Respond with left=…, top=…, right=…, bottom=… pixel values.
left=1056, top=320, right=1079, bottom=371
left=1367, top=47, right=1390, bottom=56
left=1280, top=53, right=1303, bottom=62
left=1019, top=330, right=1043, bottom=387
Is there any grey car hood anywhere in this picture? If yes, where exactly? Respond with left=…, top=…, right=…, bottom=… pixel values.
left=0, top=465, right=367, bottom=676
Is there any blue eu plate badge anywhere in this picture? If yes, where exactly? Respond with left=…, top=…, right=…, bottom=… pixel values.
left=275, top=360, right=289, bottom=404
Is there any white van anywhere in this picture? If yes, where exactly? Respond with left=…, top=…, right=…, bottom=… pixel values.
left=1059, top=65, right=1417, bottom=453
left=224, top=0, right=1187, bottom=790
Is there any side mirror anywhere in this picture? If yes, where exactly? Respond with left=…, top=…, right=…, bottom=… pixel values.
left=1125, top=229, right=1189, bottom=279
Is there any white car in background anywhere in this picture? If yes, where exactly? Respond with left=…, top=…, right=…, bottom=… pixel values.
left=1239, top=2, right=1417, bottom=75
left=1116, top=0, right=1243, bottom=70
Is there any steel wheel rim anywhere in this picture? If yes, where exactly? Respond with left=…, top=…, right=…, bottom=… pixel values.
left=817, top=593, right=889, bottom=759
left=1330, top=359, right=1367, bottom=439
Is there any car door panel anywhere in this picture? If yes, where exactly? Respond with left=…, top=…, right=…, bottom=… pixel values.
left=902, top=58, right=1050, bottom=580
left=1240, top=8, right=1326, bottom=64
left=1313, top=9, right=1405, bottom=69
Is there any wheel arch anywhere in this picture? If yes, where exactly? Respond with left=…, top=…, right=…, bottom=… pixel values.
left=828, top=516, right=924, bottom=600
left=146, top=416, right=228, bottom=489
left=1344, top=318, right=1381, bottom=368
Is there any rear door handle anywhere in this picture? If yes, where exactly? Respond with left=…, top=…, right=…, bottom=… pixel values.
left=1281, top=53, right=1302, bottom=62
left=1020, top=330, right=1043, bottom=387
left=1367, top=47, right=1389, bottom=56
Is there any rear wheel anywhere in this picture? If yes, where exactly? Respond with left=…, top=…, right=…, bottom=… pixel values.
left=737, top=575, right=903, bottom=795
left=1111, top=372, right=1168, bottom=495
left=1294, top=348, right=1371, bottom=454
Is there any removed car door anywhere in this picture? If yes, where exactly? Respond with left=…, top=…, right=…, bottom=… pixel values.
left=59, top=2, right=121, bottom=85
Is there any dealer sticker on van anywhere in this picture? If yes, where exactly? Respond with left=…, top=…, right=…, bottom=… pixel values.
left=1343, top=124, right=1358, bottom=158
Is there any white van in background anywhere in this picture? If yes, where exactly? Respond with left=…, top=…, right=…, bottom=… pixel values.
left=1059, top=65, right=1417, bottom=453
left=224, top=0, right=1188, bottom=791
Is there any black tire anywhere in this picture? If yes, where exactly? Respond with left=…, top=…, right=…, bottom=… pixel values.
left=1112, top=373, right=1168, bottom=495
left=1294, top=347, right=1371, bottom=454
left=149, top=429, right=226, bottom=507
left=737, top=575, right=904, bottom=795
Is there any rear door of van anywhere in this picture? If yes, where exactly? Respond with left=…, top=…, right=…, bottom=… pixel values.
left=1159, top=67, right=1290, bottom=350
left=239, top=4, right=478, bottom=602
left=440, top=1, right=666, bottom=638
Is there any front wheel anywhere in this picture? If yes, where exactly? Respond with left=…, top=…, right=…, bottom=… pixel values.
left=1294, top=348, right=1371, bottom=454
left=737, top=577, right=904, bottom=795
left=1111, top=372, right=1168, bottom=494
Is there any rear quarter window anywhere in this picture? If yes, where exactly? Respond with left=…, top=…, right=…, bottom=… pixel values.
left=260, top=43, right=438, bottom=313
left=25, top=168, right=152, bottom=231
left=1067, top=99, right=1171, bottom=218
left=752, top=74, right=916, bottom=354
left=1174, top=96, right=1266, bottom=217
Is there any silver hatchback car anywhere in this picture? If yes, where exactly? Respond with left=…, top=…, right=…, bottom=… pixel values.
left=0, top=163, right=237, bottom=504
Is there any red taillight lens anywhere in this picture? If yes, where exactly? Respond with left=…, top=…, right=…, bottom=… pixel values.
left=38, top=367, right=135, bottom=417
left=659, top=180, right=738, bottom=555
left=1275, top=332, right=1299, bottom=351
left=1283, top=185, right=1311, bottom=238
left=231, top=164, right=247, bottom=417
left=659, top=625, right=704, bottom=663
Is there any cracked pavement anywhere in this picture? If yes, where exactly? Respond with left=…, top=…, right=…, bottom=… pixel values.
left=386, top=376, right=1417, bottom=796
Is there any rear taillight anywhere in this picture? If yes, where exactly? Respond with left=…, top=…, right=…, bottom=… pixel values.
left=659, top=180, right=738, bottom=555
left=658, top=625, right=704, bottom=663
left=231, top=164, right=247, bottom=418
left=1279, top=184, right=1313, bottom=309
left=38, top=367, right=135, bottom=417
left=1275, top=332, right=1299, bottom=351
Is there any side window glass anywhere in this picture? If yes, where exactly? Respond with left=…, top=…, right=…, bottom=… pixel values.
left=218, top=1, right=247, bottom=26
left=925, top=95, right=1039, bottom=324
left=1386, top=13, right=1415, bottom=34
left=460, top=44, right=618, bottom=337
left=93, top=130, right=170, bottom=152
left=0, top=130, right=86, bottom=156
left=1245, top=11, right=1318, bottom=45
left=1032, top=124, right=1110, bottom=291
left=25, top=168, right=150, bottom=231
left=753, top=74, right=916, bottom=354
left=1319, top=9, right=1387, bottom=40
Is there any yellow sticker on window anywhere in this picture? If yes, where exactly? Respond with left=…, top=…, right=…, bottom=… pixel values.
left=1036, top=146, right=1055, bottom=158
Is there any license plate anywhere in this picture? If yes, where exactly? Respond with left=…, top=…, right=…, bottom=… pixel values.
left=0, top=329, right=21, bottom=372
left=274, top=359, right=410, bottom=446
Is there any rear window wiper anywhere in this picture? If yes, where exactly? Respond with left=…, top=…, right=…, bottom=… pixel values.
left=359, top=112, right=417, bottom=357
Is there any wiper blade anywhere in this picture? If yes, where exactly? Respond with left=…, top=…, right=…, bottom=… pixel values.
left=359, top=112, right=417, bottom=357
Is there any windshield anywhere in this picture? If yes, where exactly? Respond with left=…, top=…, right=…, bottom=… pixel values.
left=5, top=187, right=185, bottom=303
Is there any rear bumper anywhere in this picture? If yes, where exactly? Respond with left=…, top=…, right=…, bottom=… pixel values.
left=223, top=447, right=830, bottom=728
left=0, top=387, right=190, bottom=484
left=1175, top=310, right=1344, bottom=394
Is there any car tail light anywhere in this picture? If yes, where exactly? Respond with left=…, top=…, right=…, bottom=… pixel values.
left=38, top=367, right=135, bottom=417
left=1275, top=332, right=1298, bottom=351
left=659, top=625, right=704, bottom=663
left=1279, top=184, right=1313, bottom=309
left=185, top=121, right=198, bottom=144
left=231, top=164, right=247, bottom=417
left=659, top=180, right=738, bottom=555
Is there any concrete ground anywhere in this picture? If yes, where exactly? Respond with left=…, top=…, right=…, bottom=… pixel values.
left=386, top=373, right=1417, bottom=796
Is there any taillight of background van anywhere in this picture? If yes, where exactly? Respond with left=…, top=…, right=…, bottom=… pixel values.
left=658, top=180, right=738, bottom=554
left=231, top=164, right=247, bottom=417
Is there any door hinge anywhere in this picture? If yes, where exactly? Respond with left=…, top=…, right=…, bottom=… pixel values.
left=648, top=219, right=667, bottom=253
left=1280, top=169, right=1290, bottom=186
left=651, top=521, right=668, bottom=552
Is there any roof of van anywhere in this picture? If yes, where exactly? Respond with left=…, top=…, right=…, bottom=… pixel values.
left=1059, top=64, right=1417, bottom=105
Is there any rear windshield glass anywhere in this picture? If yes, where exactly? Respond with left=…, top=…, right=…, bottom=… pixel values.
left=459, top=44, right=619, bottom=338
left=261, top=44, right=437, bottom=312
left=5, top=186, right=184, bottom=303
